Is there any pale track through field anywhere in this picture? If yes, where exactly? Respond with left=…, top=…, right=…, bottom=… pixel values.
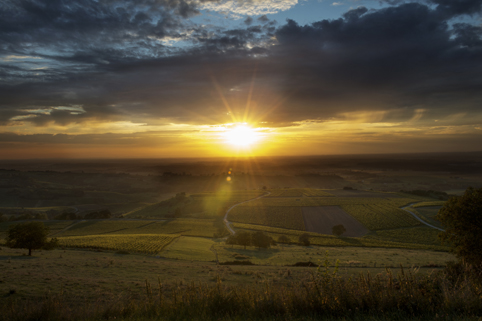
left=49, top=219, right=86, bottom=237
left=223, top=192, right=271, bottom=235
left=401, top=203, right=445, bottom=231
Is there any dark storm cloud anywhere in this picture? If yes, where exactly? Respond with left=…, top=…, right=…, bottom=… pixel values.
left=269, top=2, right=482, bottom=121
left=0, top=0, right=198, bottom=65
left=381, top=0, right=482, bottom=17
left=431, top=0, right=482, bottom=17
left=1, top=0, right=482, bottom=127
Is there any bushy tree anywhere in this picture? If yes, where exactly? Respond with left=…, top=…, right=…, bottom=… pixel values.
left=299, top=233, right=310, bottom=246
left=226, top=234, right=237, bottom=246
left=251, top=231, right=273, bottom=249
left=277, top=235, right=290, bottom=244
left=235, top=231, right=252, bottom=250
left=5, top=222, right=53, bottom=256
left=332, top=224, right=346, bottom=237
left=84, top=209, right=111, bottom=219
left=54, top=212, right=78, bottom=220
left=174, top=207, right=182, bottom=218
left=437, top=187, right=482, bottom=265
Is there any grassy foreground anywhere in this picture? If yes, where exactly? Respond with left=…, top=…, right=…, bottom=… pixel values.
left=1, top=261, right=482, bottom=321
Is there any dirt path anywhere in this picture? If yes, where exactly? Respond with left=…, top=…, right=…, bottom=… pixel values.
left=401, top=203, right=445, bottom=231
left=223, top=192, right=271, bottom=235
left=50, top=220, right=86, bottom=236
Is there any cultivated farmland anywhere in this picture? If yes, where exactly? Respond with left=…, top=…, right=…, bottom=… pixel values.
left=266, top=188, right=334, bottom=197
left=230, top=191, right=422, bottom=233
left=58, top=234, right=178, bottom=254
left=302, top=206, right=369, bottom=237
left=341, top=203, right=422, bottom=230
left=53, top=219, right=220, bottom=238
left=228, top=206, right=305, bottom=230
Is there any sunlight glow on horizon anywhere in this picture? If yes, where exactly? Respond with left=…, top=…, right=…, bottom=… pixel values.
left=223, top=123, right=261, bottom=147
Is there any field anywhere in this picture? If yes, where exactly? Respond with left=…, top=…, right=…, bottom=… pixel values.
left=368, top=226, right=442, bottom=246
left=0, top=186, right=475, bottom=320
left=53, top=219, right=221, bottom=238
left=302, top=206, right=369, bottom=237
left=341, top=203, right=421, bottom=230
left=229, top=192, right=424, bottom=236
left=162, top=236, right=217, bottom=261
left=58, top=234, right=178, bottom=254
left=405, top=202, right=444, bottom=228
left=214, top=242, right=453, bottom=267
left=126, top=190, right=265, bottom=219
left=241, top=196, right=419, bottom=207
left=231, top=222, right=448, bottom=251
left=0, top=156, right=480, bottom=320
left=228, top=206, right=305, bottom=230
left=266, top=188, right=334, bottom=197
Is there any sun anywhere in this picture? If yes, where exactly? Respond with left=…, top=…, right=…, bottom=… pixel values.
left=224, top=124, right=260, bottom=147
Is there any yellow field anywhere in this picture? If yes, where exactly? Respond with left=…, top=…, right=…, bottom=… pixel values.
left=58, top=234, right=179, bottom=254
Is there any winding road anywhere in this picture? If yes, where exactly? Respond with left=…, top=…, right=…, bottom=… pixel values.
left=401, top=203, right=445, bottom=231
left=222, top=194, right=445, bottom=235
left=223, top=192, right=271, bottom=235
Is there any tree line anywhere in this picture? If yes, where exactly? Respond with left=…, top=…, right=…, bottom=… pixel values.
left=226, top=231, right=314, bottom=249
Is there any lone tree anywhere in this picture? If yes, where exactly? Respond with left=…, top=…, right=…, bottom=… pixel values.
left=437, top=187, right=482, bottom=266
left=332, top=224, right=346, bottom=237
left=5, top=222, right=55, bottom=256
left=299, top=233, right=310, bottom=246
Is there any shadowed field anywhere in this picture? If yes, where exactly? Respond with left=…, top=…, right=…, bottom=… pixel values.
left=302, top=206, right=369, bottom=237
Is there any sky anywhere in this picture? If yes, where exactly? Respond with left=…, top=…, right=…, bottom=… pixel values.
left=0, top=0, right=481, bottom=159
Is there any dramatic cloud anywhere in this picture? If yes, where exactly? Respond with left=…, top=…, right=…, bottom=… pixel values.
left=0, top=0, right=481, bottom=156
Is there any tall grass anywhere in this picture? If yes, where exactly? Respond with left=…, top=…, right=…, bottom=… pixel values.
left=1, top=263, right=481, bottom=321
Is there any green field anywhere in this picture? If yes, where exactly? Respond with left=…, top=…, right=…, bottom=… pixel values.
left=267, top=188, right=334, bottom=197
left=230, top=194, right=423, bottom=233
left=0, top=188, right=449, bottom=253
left=52, top=219, right=221, bottom=238
left=231, top=222, right=448, bottom=251
left=228, top=206, right=305, bottom=230
left=162, top=236, right=217, bottom=261
left=368, top=226, right=442, bottom=246
left=58, top=234, right=178, bottom=254
left=341, top=203, right=421, bottom=230
left=241, top=196, right=418, bottom=207
left=126, top=190, right=265, bottom=219
left=215, top=242, right=453, bottom=267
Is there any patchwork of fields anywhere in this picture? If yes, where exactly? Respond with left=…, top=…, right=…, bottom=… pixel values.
left=266, top=188, right=334, bottom=197
left=55, top=219, right=220, bottom=238
left=0, top=188, right=449, bottom=261
left=126, top=190, right=264, bottom=219
left=229, top=192, right=423, bottom=232
left=228, top=206, right=305, bottom=230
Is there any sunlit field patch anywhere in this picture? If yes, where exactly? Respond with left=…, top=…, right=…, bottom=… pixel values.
left=58, top=234, right=178, bottom=254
